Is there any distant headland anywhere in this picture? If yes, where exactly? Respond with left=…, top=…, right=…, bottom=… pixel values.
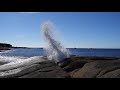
left=0, top=43, right=12, bottom=52
left=0, top=43, right=30, bottom=52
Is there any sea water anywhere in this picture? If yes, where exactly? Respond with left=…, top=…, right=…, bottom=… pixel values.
left=0, top=48, right=120, bottom=61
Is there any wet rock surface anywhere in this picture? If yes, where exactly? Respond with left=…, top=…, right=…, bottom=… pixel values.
left=0, top=60, right=70, bottom=78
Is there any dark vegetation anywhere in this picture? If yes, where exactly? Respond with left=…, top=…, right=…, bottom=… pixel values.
left=0, top=43, right=12, bottom=51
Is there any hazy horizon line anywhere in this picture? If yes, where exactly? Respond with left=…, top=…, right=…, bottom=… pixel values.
left=12, top=46, right=120, bottom=49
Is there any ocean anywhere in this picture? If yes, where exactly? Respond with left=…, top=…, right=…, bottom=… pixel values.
left=0, top=48, right=120, bottom=58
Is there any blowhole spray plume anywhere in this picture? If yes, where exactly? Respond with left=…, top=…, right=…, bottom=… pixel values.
left=41, top=21, right=70, bottom=63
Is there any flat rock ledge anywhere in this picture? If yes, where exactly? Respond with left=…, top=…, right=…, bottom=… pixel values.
left=1, top=56, right=120, bottom=78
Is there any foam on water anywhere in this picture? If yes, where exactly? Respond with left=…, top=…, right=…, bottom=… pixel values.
left=0, top=56, right=46, bottom=71
left=0, top=55, right=28, bottom=63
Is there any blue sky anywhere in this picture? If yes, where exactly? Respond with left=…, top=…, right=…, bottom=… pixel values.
left=0, top=12, right=120, bottom=48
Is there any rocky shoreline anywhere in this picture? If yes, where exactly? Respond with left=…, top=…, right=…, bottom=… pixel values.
left=0, top=56, right=120, bottom=78
left=59, top=56, right=120, bottom=78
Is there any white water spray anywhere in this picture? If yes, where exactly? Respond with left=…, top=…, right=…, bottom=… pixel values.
left=41, top=21, right=70, bottom=62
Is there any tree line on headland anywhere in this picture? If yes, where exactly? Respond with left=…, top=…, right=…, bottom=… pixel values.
left=0, top=43, right=30, bottom=51
left=0, top=43, right=12, bottom=50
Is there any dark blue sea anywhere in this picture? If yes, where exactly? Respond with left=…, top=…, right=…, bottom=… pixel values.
left=0, top=48, right=120, bottom=58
